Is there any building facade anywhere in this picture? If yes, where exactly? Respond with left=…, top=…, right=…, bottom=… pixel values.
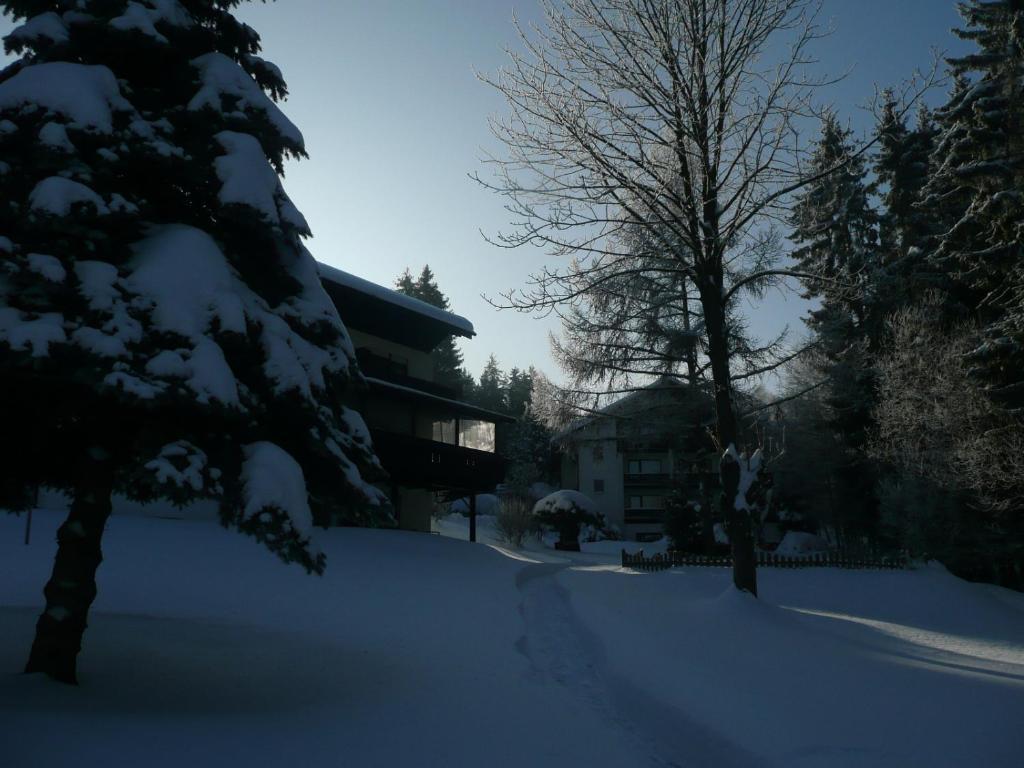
left=556, top=378, right=716, bottom=541
left=318, top=264, right=512, bottom=533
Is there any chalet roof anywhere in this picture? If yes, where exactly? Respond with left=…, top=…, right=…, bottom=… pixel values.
left=551, top=376, right=707, bottom=442
left=318, top=262, right=474, bottom=351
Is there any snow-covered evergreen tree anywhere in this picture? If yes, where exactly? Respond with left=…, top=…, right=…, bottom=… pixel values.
left=922, top=0, right=1024, bottom=414
left=875, top=95, right=936, bottom=273
left=0, top=0, right=387, bottom=683
left=790, top=112, right=880, bottom=324
left=788, top=111, right=881, bottom=539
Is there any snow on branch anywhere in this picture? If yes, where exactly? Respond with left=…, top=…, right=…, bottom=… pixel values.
left=238, top=441, right=325, bottom=572
left=189, top=53, right=304, bottom=153
left=0, top=63, right=133, bottom=133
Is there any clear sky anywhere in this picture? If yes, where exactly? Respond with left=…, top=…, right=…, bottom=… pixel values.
left=1, top=1, right=971, bottom=383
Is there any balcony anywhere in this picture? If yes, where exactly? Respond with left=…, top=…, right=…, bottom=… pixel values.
left=356, top=347, right=461, bottom=400
left=370, top=429, right=506, bottom=492
left=624, top=509, right=666, bottom=525
left=623, top=473, right=671, bottom=487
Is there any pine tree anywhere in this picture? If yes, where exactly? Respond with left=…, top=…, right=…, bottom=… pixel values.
left=413, top=265, right=445, bottom=307
left=875, top=95, right=936, bottom=271
left=506, top=366, right=534, bottom=417
left=788, top=111, right=882, bottom=540
left=394, top=268, right=417, bottom=296
left=911, top=0, right=1024, bottom=585
left=503, top=367, right=556, bottom=486
left=0, top=1, right=386, bottom=683
left=473, top=355, right=507, bottom=414
left=870, top=95, right=943, bottom=345
left=922, top=0, right=1024, bottom=414
left=393, top=264, right=474, bottom=396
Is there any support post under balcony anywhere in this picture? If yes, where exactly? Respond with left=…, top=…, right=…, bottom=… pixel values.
left=469, top=492, right=477, bottom=543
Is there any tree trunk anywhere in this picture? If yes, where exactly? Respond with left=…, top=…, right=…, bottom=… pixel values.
left=25, top=448, right=114, bottom=684
left=700, top=277, right=758, bottom=596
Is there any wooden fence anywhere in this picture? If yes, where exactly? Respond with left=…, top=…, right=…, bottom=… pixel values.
left=621, top=549, right=909, bottom=572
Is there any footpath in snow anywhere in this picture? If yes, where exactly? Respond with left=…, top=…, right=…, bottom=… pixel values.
left=2, top=510, right=1023, bottom=768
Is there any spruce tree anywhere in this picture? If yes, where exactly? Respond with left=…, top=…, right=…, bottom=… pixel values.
left=394, top=267, right=417, bottom=296
left=473, top=354, right=507, bottom=414
left=872, top=96, right=942, bottom=332
left=0, top=1, right=386, bottom=683
left=393, top=264, right=474, bottom=396
left=506, top=366, right=533, bottom=417
left=922, top=0, right=1024, bottom=414
left=788, top=111, right=881, bottom=541
left=875, top=95, right=936, bottom=270
left=915, top=0, right=1024, bottom=584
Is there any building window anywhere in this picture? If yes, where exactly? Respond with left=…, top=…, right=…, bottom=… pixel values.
left=592, top=444, right=604, bottom=463
left=432, top=419, right=457, bottom=445
left=627, top=459, right=663, bottom=474
left=626, top=495, right=664, bottom=509
left=459, top=420, right=496, bottom=453
left=593, top=478, right=605, bottom=493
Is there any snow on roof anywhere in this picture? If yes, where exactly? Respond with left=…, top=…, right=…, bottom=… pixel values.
left=317, top=262, right=474, bottom=338
left=551, top=376, right=690, bottom=442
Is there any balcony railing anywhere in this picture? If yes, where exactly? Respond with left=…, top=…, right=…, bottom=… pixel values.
left=370, top=429, right=505, bottom=492
left=356, top=348, right=461, bottom=400
left=623, top=473, right=671, bottom=487
left=624, top=509, right=666, bottom=525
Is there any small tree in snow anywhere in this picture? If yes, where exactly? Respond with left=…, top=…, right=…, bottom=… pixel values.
left=495, top=495, right=538, bottom=548
left=532, top=490, right=603, bottom=551
left=0, top=1, right=387, bottom=683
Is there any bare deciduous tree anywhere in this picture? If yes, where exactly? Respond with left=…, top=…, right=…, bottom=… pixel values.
left=477, top=0, right=861, bottom=595
left=871, top=297, right=1024, bottom=526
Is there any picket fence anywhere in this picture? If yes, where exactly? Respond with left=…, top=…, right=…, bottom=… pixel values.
left=621, top=548, right=908, bottom=571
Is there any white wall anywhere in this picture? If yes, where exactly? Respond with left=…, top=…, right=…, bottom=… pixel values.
left=575, top=435, right=624, bottom=530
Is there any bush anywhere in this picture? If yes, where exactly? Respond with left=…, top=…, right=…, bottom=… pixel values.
left=664, top=500, right=703, bottom=553
left=495, top=495, right=537, bottom=547
left=532, top=490, right=603, bottom=550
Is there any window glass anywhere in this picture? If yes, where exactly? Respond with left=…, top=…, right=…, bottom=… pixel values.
left=626, top=495, right=665, bottom=509
left=592, top=444, right=604, bottom=462
left=593, top=478, right=605, bottom=493
left=432, top=419, right=457, bottom=445
left=641, top=459, right=662, bottom=474
left=459, top=419, right=495, bottom=452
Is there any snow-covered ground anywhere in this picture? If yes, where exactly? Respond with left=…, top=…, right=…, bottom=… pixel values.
left=2, top=510, right=1023, bottom=767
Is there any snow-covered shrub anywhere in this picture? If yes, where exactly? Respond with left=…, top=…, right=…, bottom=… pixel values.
left=774, top=531, right=831, bottom=557
left=495, top=495, right=538, bottom=548
left=532, top=490, right=603, bottom=551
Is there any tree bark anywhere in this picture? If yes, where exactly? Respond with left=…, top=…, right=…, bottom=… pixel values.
left=700, top=277, right=758, bottom=596
left=24, top=448, right=114, bottom=684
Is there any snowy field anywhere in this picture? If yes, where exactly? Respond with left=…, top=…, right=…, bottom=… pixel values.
left=2, top=511, right=1023, bottom=768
